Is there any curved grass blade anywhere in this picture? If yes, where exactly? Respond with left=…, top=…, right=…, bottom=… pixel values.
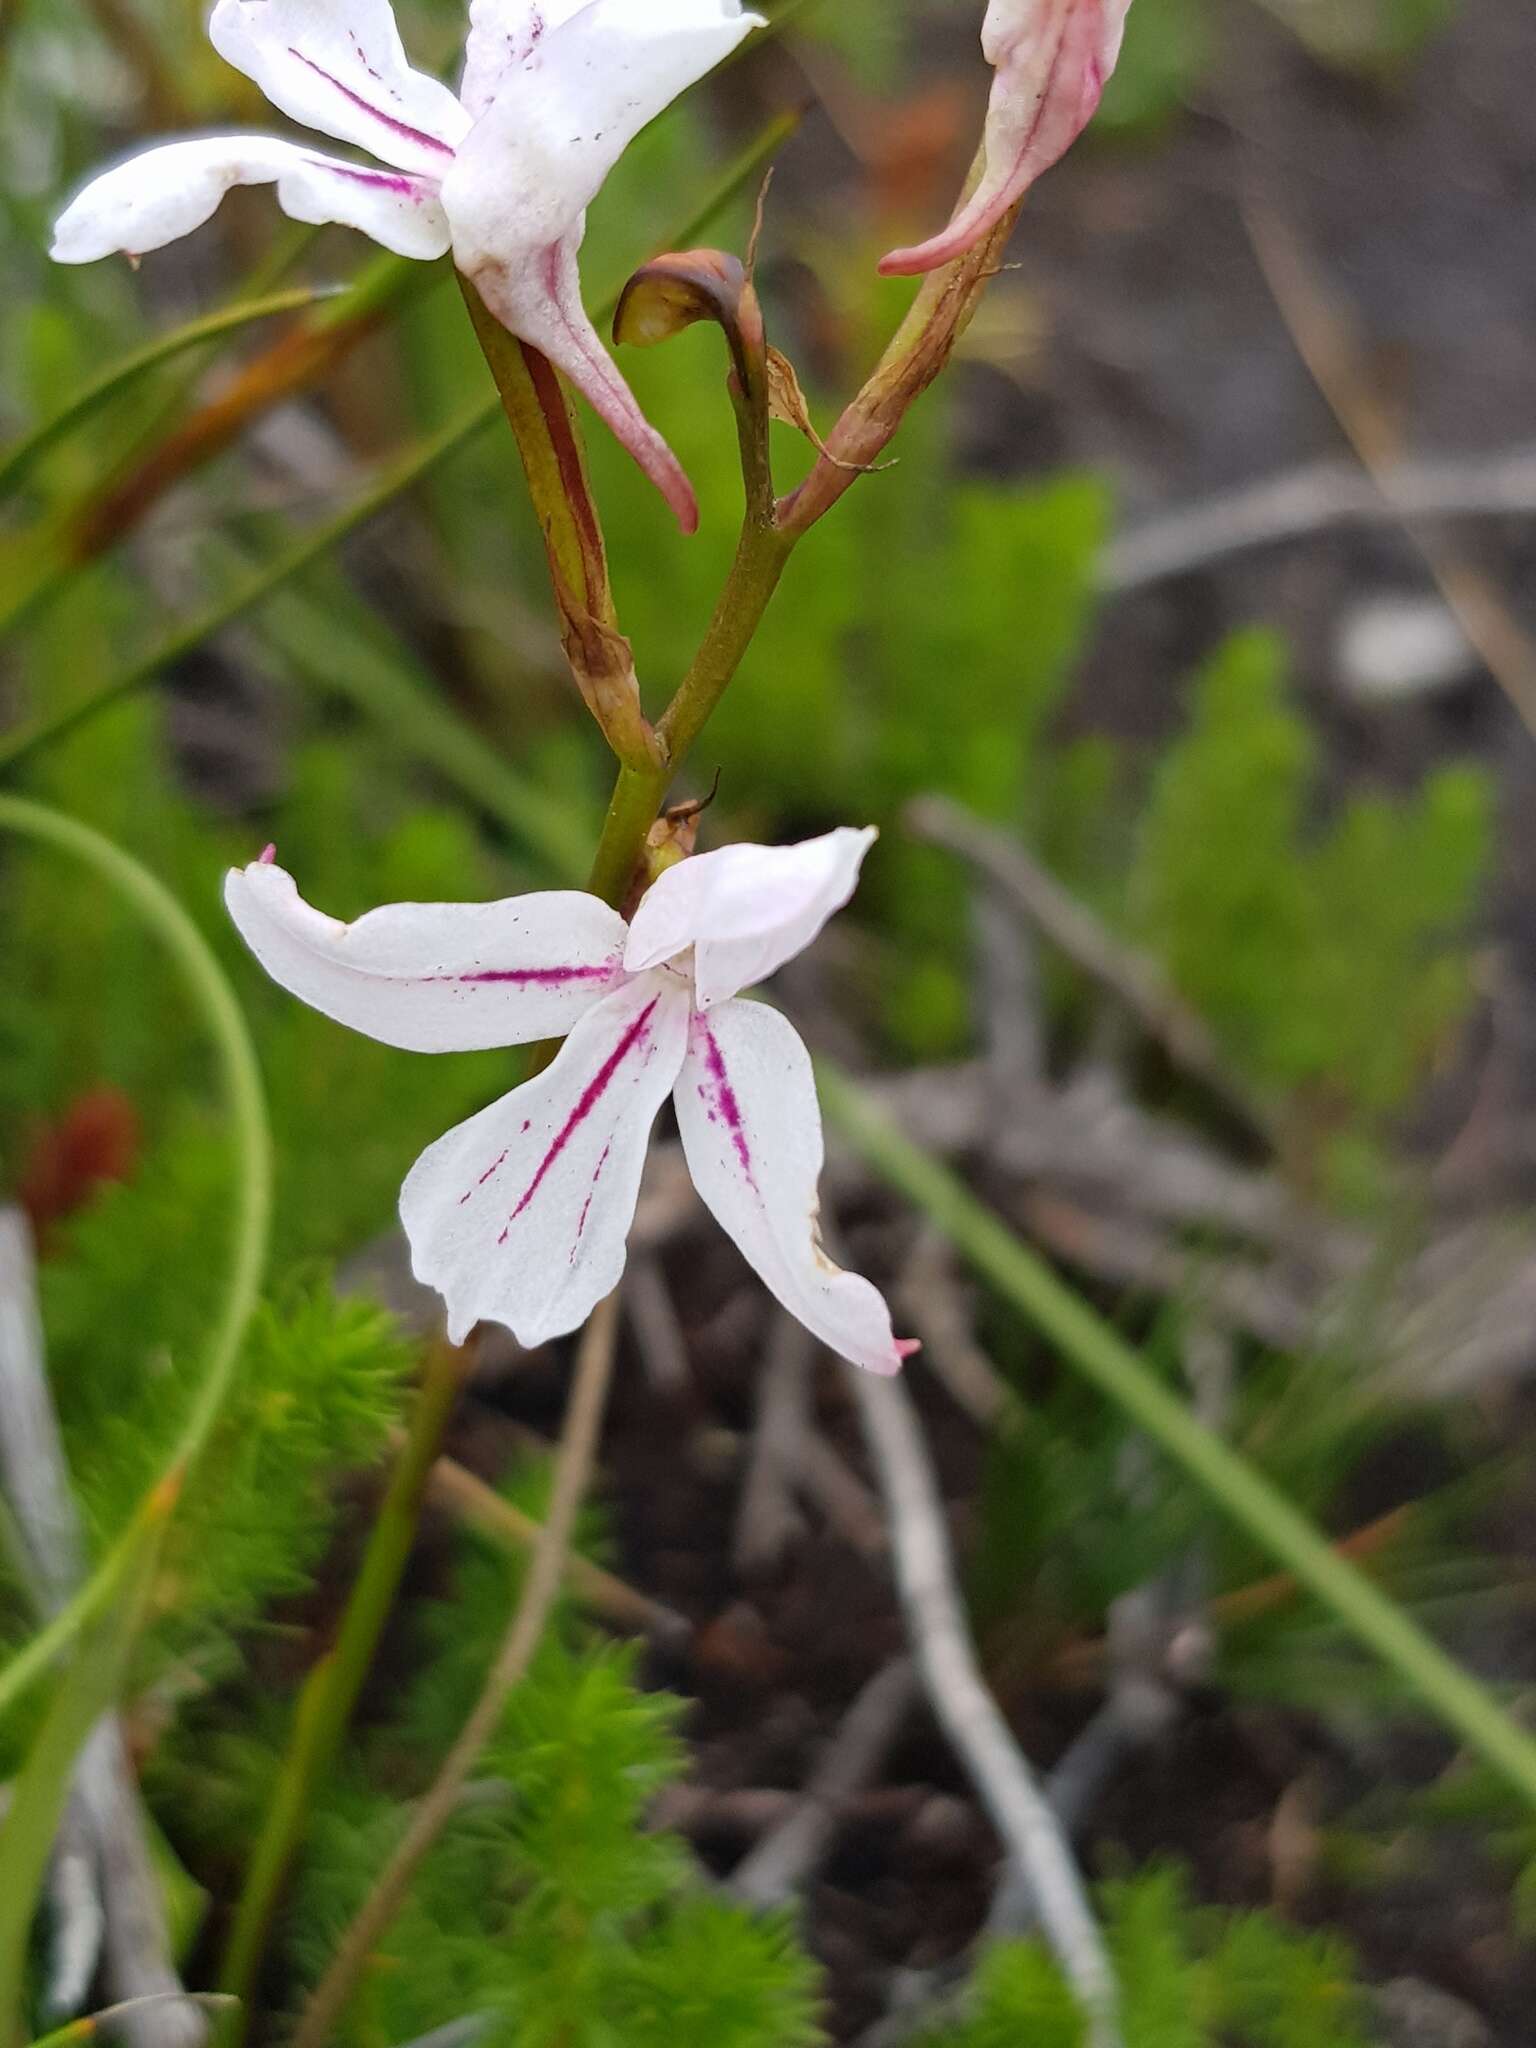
left=0, top=799, right=272, bottom=1724
left=26, top=1993, right=239, bottom=2046
left=0, top=287, right=339, bottom=500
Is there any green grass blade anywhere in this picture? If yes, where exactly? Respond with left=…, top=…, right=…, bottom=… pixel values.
left=0, top=286, right=340, bottom=500
left=816, top=1059, right=1536, bottom=1814
left=245, top=571, right=596, bottom=882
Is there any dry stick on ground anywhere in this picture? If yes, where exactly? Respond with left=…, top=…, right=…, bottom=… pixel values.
left=728, top=1657, right=919, bottom=1909
left=1099, top=443, right=1536, bottom=594
left=906, top=793, right=1278, bottom=1148
left=848, top=1363, right=1121, bottom=2048
left=1245, top=199, right=1536, bottom=741
left=291, top=1294, right=620, bottom=2048
left=420, top=1449, right=690, bottom=1646
left=797, top=1429, right=890, bottom=1559
left=896, top=1233, right=1011, bottom=1430
left=734, top=1314, right=815, bottom=1575
left=624, top=1253, right=693, bottom=1399
left=0, top=1208, right=205, bottom=2048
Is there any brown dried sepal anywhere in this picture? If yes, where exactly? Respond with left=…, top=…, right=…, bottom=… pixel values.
left=765, top=347, right=894, bottom=475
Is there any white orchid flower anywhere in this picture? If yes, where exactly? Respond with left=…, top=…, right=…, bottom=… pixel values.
left=225, top=829, right=913, bottom=1374
left=881, top=0, right=1131, bottom=277
left=50, top=0, right=765, bottom=529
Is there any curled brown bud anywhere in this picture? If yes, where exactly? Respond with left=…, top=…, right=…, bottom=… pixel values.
left=614, top=248, right=765, bottom=392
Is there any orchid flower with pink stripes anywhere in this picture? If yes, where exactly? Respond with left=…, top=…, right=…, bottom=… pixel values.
left=49, top=0, right=763, bottom=529
left=226, top=829, right=912, bottom=1373
left=881, top=0, right=1131, bottom=277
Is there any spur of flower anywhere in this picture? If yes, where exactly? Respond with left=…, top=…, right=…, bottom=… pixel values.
left=226, top=828, right=912, bottom=1374
left=881, top=0, right=1131, bottom=277
left=49, top=0, right=764, bottom=530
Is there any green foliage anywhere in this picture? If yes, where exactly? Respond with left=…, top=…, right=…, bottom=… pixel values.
left=923, top=1866, right=1371, bottom=2048
left=1099, top=0, right=1215, bottom=134
left=1100, top=0, right=1457, bottom=131
left=288, top=1595, right=824, bottom=2048
left=1134, top=629, right=1490, bottom=1142
left=42, top=1198, right=412, bottom=1680
left=1261, top=0, right=1458, bottom=75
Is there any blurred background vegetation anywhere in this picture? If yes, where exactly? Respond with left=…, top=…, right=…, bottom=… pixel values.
left=3, top=0, right=1536, bottom=2042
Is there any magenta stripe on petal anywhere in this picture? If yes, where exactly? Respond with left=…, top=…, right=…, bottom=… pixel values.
left=309, top=159, right=427, bottom=198
left=446, top=962, right=618, bottom=988
left=573, top=1141, right=614, bottom=1259
left=288, top=47, right=456, bottom=158
left=695, top=1016, right=757, bottom=1192
left=499, top=997, right=660, bottom=1241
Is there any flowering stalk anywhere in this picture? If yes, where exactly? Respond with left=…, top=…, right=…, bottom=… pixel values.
left=458, top=278, right=662, bottom=776
left=580, top=169, right=1017, bottom=916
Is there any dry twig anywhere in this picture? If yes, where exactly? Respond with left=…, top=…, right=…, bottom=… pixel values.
left=1246, top=200, right=1536, bottom=739
left=728, top=1657, right=919, bottom=1908
left=421, top=1449, right=689, bottom=1645
left=624, top=1253, right=693, bottom=1398
left=907, top=794, right=1277, bottom=1146
left=848, top=1364, right=1121, bottom=2048
left=734, top=1315, right=814, bottom=1575
left=1100, top=444, right=1536, bottom=594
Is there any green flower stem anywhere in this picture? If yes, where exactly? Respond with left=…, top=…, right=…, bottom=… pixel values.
left=216, top=1341, right=469, bottom=2046
left=817, top=1060, right=1536, bottom=1813
left=584, top=509, right=796, bottom=910
left=0, top=796, right=273, bottom=1723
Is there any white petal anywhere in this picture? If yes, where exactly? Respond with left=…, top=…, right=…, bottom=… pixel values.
left=675, top=1000, right=909, bottom=1375
left=224, top=858, right=628, bottom=1052
left=209, top=0, right=469, bottom=175
left=447, top=0, right=761, bottom=253
left=401, top=975, right=690, bottom=1346
left=51, top=135, right=451, bottom=264
left=880, top=0, right=1130, bottom=276
left=441, top=0, right=760, bottom=526
left=625, top=827, right=877, bottom=1009
left=459, top=0, right=588, bottom=123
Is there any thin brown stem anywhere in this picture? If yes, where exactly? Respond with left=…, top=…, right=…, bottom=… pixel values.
left=289, top=1296, right=620, bottom=2048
